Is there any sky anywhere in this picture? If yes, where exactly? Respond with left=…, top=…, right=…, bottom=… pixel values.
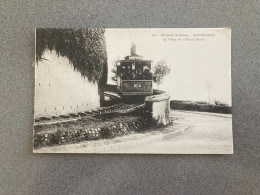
left=105, top=28, right=231, bottom=105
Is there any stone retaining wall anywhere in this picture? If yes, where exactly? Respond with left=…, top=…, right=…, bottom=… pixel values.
left=145, top=90, right=171, bottom=125
left=34, top=117, right=154, bottom=148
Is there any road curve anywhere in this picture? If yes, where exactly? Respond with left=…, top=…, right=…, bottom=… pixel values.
left=106, top=110, right=233, bottom=154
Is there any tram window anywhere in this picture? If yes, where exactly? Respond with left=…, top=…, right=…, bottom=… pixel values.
left=143, top=68, right=152, bottom=80
left=121, top=62, right=152, bottom=80
left=143, top=66, right=150, bottom=71
left=135, top=69, right=142, bottom=80
left=122, top=69, right=131, bottom=80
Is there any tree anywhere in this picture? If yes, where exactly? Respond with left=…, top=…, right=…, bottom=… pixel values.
left=110, top=60, right=118, bottom=83
left=111, top=68, right=117, bottom=82
left=153, top=60, right=171, bottom=89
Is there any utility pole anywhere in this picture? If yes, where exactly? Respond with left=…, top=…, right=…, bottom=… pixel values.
left=206, top=81, right=212, bottom=104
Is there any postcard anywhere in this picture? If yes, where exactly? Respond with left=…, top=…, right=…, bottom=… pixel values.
left=34, top=28, right=232, bottom=154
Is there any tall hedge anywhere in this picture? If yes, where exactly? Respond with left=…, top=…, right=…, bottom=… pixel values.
left=36, top=28, right=107, bottom=85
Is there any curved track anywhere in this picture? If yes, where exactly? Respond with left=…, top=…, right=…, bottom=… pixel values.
left=34, top=102, right=144, bottom=126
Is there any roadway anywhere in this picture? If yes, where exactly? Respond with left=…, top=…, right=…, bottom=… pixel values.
left=109, top=110, right=233, bottom=154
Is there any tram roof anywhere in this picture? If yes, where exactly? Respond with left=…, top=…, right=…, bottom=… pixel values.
left=118, top=59, right=152, bottom=62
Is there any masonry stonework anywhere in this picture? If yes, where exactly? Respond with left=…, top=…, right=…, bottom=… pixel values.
left=35, top=50, right=100, bottom=118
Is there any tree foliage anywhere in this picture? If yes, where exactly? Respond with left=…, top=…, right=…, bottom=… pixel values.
left=153, top=60, right=171, bottom=89
left=111, top=68, right=117, bottom=82
left=36, top=28, right=108, bottom=85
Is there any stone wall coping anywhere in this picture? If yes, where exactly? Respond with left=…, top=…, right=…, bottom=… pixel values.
left=145, top=92, right=171, bottom=102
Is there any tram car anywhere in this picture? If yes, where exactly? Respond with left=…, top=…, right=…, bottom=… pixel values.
left=116, top=43, right=153, bottom=96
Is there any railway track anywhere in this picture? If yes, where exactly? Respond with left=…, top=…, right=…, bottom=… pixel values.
left=34, top=102, right=145, bottom=126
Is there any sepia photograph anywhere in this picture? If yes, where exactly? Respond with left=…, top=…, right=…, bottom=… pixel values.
left=33, top=28, right=232, bottom=154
